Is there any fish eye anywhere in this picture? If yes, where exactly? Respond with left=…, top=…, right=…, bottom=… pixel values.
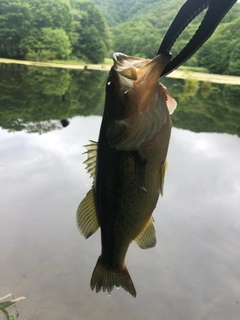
left=106, top=81, right=115, bottom=95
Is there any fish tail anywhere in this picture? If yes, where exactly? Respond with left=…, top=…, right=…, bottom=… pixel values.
left=90, top=256, right=136, bottom=297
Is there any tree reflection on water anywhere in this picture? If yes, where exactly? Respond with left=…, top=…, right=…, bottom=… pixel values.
left=0, top=64, right=240, bottom=136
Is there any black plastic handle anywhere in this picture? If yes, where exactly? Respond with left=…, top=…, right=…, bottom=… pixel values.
left=158, top=0, right=237, bottom=78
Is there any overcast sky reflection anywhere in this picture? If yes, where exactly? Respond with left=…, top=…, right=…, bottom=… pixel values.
left=0, top=116, right=239, bottom=320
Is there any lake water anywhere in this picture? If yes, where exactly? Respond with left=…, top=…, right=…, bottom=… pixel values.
left=0, top=64, right=240, bottom=320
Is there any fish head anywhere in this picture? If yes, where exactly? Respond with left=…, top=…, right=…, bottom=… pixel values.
left=104, top=52, right=177, bottom=151
left=105, top=52, right=173, bottom=120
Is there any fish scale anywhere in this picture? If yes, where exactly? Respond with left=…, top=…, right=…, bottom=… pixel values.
left=76, top=53, right=177, bottom=297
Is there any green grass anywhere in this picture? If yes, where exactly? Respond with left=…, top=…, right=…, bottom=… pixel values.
left=179, top=66, right=209, bottom=73
left=49, top=57, right=113, bottom=65
left=104, top=57, right=113, bottom=64
left=51, top=59, right=86, bottom=65
left=0, top=309, right=17, bottom=319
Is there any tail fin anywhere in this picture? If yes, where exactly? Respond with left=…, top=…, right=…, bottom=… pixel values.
left=90, top=256, right=136, bottom=297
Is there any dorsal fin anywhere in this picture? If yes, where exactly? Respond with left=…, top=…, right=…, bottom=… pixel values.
left=83, top=140, right=98, bottom=179
left=134, top=217, right=156, bottom=249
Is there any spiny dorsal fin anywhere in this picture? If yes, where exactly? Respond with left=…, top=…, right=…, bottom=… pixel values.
left=76, top=187, right=99, bottom=239
left=159, top=161, right=168, bottom=196
left=83, top=140, right=98, bottom=179
left=134, top=217, right=156, bottom=249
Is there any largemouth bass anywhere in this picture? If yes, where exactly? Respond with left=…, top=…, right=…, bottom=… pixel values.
left=76, top=52, right=177, bottom=297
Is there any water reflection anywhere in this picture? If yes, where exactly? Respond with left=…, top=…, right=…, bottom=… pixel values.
left=0, top=66, right=240, bottom=319
left=0, top=64, right=106, bottom=133
left=161, top=77, right=240, bottom=136
left=1, top=116, right=240, bottom=319
left=1, top=64, right=240, bottom=136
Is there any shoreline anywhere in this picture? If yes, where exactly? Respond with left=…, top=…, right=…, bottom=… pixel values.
left=1, top=58, right=240, bottom=85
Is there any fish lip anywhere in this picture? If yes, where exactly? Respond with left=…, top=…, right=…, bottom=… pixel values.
left=113, top=52, right=171, bottom=68
left=113, top=52, right=149, bottom=68
left=112, top=52, right=146, bottom=85
left=112, top=52, right=172, bottom=86
left=113, top=52, right=129, bottom=67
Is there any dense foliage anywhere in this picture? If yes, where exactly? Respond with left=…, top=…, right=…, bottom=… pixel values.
left=0, top=0, right=240, bottom=73
left=94, top=0, right=240, bottom=75
left=197, top=17, right=240, bottom=75
left=93, top=0, right=159, bottom=26
left=71, top=0, right=110, bottom=63
left=0, top=0, right=108, bottom=63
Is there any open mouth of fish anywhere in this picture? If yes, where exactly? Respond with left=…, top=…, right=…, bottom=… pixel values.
left=112, top=52, right=172, bottom=88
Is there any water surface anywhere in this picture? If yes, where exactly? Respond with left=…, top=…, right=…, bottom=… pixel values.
left=0, top=65, right=240, bottom=320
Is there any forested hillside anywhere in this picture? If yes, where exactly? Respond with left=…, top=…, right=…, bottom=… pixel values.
left=94, top=0, right=240, bottom=75
left=93, top=0, right=159, bottom=26
left=0, top=0, right=109, bottom=63
left=1, top=0, right=240, bottom=74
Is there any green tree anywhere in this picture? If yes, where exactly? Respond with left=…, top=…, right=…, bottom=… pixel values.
left=39, top=28, right=72, bottom=60
left=19, top=0, right=73, bottom=59
left=197, top=36, right=232, bottom=74
left=93, top=0, right=159, bottom=26
left=112, top=21, right=159, bottom=57
left=25, top=0, right=72, bottom=34
left=197, top=17, right=240, bottom=74
left=22, top=28, right=72, bottom=61
left=228, top=42, right=240, bottom=75
left=0, top=0, right=31, bottom=58
left=97, top=0, right=240, bottom=74
left=71, top=0, right=109, bottom=63
left=110, top=0, right=188, bottom=58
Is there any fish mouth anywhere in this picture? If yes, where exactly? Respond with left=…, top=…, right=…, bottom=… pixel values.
left=113, top=52, right=172, bottom=88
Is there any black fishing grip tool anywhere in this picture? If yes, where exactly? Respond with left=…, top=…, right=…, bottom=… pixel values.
left=157, top=0, right=237, bottom=78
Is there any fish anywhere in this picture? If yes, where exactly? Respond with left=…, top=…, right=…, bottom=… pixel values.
left=76, top=52, right=177, bottom=297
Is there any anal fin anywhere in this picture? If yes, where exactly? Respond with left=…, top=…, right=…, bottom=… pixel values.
left=134, top=217, right=156, bottom=249
left=76, top=187, right=99, bottom=239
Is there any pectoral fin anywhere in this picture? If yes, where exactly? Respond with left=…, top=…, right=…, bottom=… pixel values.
left=165, top=88, right=177, bottom=114
left=159, top=161, right=168, bottom=196
left=106, top=120, right=129, bottom=149
left=76, top=187, right=99, bottom=238
left=107, top=118, right=150, bottom=152
left=132, top=151, right=147, bottom=193
left=83, top=140, right=98, bottom=179
left=134, top=217, right=156, bottom=249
